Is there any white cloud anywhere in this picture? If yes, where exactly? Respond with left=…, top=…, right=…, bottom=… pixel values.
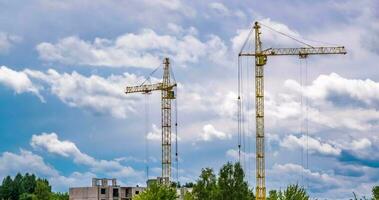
left=0, top=66, right=44, bottom=102
left=25, top=68, right=145, bottom=118
left=49, top=171, right=96, bottom=191
left=285, top=73, right=379, bottom=105
left=0, top=149, right=99, bottom=192
left=0, top=149, right=58, bottom=177
left=0, top=32, right=21, bottom=53
left=280, top=134, right=341, bottom=156
left=272, top=163, right=342, bottom=189
left=201, top=124, right=231, bottom=141
left=31, top=132, right=142, bottom=178
left=36, top=29, right=227, bottom=68
left=226, top=149, right=255, bottom=160
left=209, top=2, right=230, bottom=16
left=351, top=138, right=372, bottom=150
left=147, top=124, right=161, bottom=141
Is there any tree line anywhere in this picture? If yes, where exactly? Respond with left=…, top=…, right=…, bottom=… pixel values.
left=135, top=162, right=379, bottom=200
left=1, top=165, right=378, bottom=200
left=0, top=173, right=68, bottom=200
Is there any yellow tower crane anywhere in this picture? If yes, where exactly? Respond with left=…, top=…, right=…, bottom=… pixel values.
left=125, top=57, right=177, bottom=185
left=238, top=22, right=347, bottom=200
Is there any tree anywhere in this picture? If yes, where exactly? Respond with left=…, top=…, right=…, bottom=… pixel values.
left=217, top=162, right=254, bottom=200
left=183, top=191, right=195, bottom=200
left=22, top=173, right=37, bottom=194
left=133, top=182, right=177, bottom=200
left=192, top=168, right=218, bottom=200
left=268, top=190, right=279, bottom=200
left=51, top=192, right=69, bottom=200
left=19, top=193, right=37, bottom=200
left=1, top=176, right=14, bottom=200
left=11, top=173, right=24, bottom=199
left=280, top=184, right=309, bottom=200
left=34, top=179, right=51, bottom=200
left=373, top=186, right=379, bottom=200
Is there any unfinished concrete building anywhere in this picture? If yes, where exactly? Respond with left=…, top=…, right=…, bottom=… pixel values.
left=69, top=178, right=145, bottom=200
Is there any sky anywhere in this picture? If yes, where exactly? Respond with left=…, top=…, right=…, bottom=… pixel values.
left=0, top=0, right=378, bottom=199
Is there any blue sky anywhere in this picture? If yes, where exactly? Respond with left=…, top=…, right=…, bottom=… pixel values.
left=0, top=0, right=378, bottom=199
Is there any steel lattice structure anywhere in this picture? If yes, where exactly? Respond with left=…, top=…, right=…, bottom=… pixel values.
left=125, top=58, right=176, bottom=185
left=239, top=22, right=346, bottom=200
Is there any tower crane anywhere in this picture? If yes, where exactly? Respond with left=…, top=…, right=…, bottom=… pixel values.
left=238, top=22, right=346, bottom=200
left=125, top=57, right=177, bottom=185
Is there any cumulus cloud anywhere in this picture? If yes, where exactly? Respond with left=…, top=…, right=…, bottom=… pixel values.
left=280, top=134, right=341, bottom=156
left=272, top=163, right=342, bottom=192
left=0, top=149, right=101, bottom=191
left=27, top=68, right=144, bottom=118
left=200, top=124, right=231, bottom=141
left=0, top=66, right=44, bottom=102
left=350, top=138, right=372, bottom=150
left=147, top=124, right=161, bottom=141
left=209, top=2, right=230, bottom=16
left=31, top=132, right=142, bottom=178
left=0, top=149, right=58, bottom=177
left=36, top=29, right=227, bottom=68
left=0, top=66, right=149, bottom=118
left=0, top=32, right=21, bottom=54
left=226, top=149, right=255, bottom=160
left=285, top=73, right=379, bottom=106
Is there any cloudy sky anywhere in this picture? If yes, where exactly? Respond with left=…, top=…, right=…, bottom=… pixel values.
left=0, top=0, right=378, bottom=199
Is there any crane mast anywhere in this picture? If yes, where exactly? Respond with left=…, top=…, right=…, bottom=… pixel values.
left=125, top=58, right=176, bottom=185
left=239, top=22, right=346, bottom=200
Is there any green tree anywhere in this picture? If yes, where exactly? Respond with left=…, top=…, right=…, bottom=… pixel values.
left=12, top=173, right=24, bottom=199
left=217, top=162, right=254, bottom=200
left=19, top=193, right=37, bottom=200
left=373, top=186, right=379, bottom=200
left=1, top=176, right=14, bottom=199
left=268, top=190, right=279, bottom=200
left=34, top=179, right=51, bottom=200
left=192, top=168, right=218, bottom=200
left=133, top=182, right=177, bottom=200
left=22, top=173, right=37, bottom=194
left=183, top=191, right=195, bottom=200
left=280, top=184, right=309, bottom=200
left=51, top=192, right=69, bottom=200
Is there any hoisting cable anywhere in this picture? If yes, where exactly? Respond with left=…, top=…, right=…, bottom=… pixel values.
left=169, top=61, right=179, bottom=185
left=305, top=58, right=310, bottom=190
left=139, top=64, right=162, bottom=86
left=174, top=86, right=179, bottom=185
left=299, top=58, right=304, bottom=186
left=144, top=90, right=151, bottom=180
left=237, top=56, right=242, bottom=163
left=238, top=25, right=255, bottom=55
left=259, top=22, right=314, bottom=48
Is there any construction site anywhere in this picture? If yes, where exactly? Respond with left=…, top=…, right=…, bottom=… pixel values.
left=68, top=21, right=348, bottom=199
left=0, top=1, right=378, bottom=200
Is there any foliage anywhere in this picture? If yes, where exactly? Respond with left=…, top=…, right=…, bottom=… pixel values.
left=51, top=192, right=69, bottom=200
left=191, top=162, right=254, bottom=200
left=0, top=173, right=68, bottom=200
left=281, top=184, right=309, bottom=200
left=183, top=191, right=195, bottom=200
left=217, top=162, right=254, bottom=200
left=268, top=190, right=279, bottom=200
left=35, top=179, right=52, bottom=200
left=133, top=182, right=177, bottom=200
left=192, top=168, right=218, bottom=200
left=373, top=186, right=379, bottom=200
left=268, top=184, right=309, bottom=200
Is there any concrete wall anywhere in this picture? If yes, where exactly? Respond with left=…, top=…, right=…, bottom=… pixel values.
left=69, top=187, right=99, bottom=200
